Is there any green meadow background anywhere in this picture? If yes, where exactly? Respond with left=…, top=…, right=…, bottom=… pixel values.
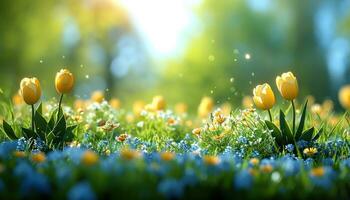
left=0, top=0, right=349, bottom=111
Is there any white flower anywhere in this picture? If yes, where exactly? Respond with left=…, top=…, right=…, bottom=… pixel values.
left=271, top=172, right=281, bottom=183
left=137, top=121, right=144, bottom=128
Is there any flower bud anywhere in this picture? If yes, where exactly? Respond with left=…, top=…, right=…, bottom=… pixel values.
left=152, top=95, right=166, bottom=111
left=253, top=83, right=275, bottom=110
left=91, top=91, right=104, bottom=103
left=109, top=98, right=121, bottom=109
left=276, top=72, right=298, bottom=100
left=198, top=96, right=214, bottom=118
left=339, top=85, right=350, bottom=110
left=20, top=77, right=41, bottom=105
left=55, top=69, right=74, bottom=94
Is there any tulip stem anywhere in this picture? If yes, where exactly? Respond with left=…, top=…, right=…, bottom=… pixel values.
left=291, top=100, right=296, bottom=134
left=57, top=94, right=64, bottom=120
left=268, top=109, right=273, bottom=122
left=31, top=105, right=35, bottom=132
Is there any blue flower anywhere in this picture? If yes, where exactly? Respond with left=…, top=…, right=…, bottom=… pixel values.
left=0, top=141, right=17, bottom=158
left=33, top=138, right=46, bottom=151
left=340, top=158, right=350, bottom=169
left=97, top=140, right=108, bottom=151
left=20, top=172, right=51, bottom=196
left=178, top=140, right=190, bottom=152
left=309, top=166, right=335, bottom=188
left=181, top=169, right=197, bottom=187
left=304, top=158, right=314, bottom=169
left=296, top=140, right=308, bottom=149
left=14, top=161, right=34, bottom=177
left=68, top=182, right=97, bottom=200
left=238, top=136, right=248, bottom=144
left=127, top=137, right=141, bottom=149
left=222, top=146, right=233, bottom=155
left=63, top=148, right=84, bottom=165
left=47, top=150, right=65, bottom=161
left=17, top=137, right=27, bottom=151
left=322, top=158, right=333, bottom=166
left=251, top=150, right=260, bottom=157
left=261, top=158, right=276, bottom=167
left=158, top=179, right=184, bottom=199
left=285, top=144, right=294, bottom=153
left=234, top=170, right=252, bottom=189
left=281, top=158, right=300, bottom=176
left=55, top=164, right=72, bottom=184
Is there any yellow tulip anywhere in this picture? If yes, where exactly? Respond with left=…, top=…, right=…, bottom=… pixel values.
left=242, top=96, right=254, bottom=109
left=55, top=69, right=74, bottom=94
left=339, top=85, right=350, bottom=110
left=198, top=96, right=214, bottom=118
left=253, top=83, right=275, bottom=110
left=74, top=99, right=86, bottom=111
left=109, top=98, right=121, bottom=109
left=276, top=72, right=299, bottom=100
left=322, top=99, right=333, bottom=113
left=12, top=91, right=24, bottom=106
left=20, top=77, right=41, bottom=105
left=220, top=102, right=231, bottom=115
left=133, top=100, right=145, bottom=116
left=174, top=102, right=188, bottom=114
left=152, top=95, right=166, bottom=111
left=91, top=90, right=105, bottom=103
left=311, top=104, right=322, bottom=115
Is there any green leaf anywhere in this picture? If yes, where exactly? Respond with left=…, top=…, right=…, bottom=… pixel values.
left=67, top=125, right=77, bottom=133
left=2, top=120, right=17, bottom=140
left=57, top=107, right=64, bottom=122
left=34, top=111, right=48, bottom=140
left=36, top=103, right=43, bottom=115
left=265, top=120, right=283, bottom=146
left=21, top=127, right=36, bottom=139
left=48, top=108, right=59, bottom=130
left=300, top=127, right=314, bottom=142
left=64, top=125, right=77, bottom=142
left=295, top=100, right=308, bottom=140
left=279, top=110, right=294, bottom=144
left=312, top=128, right=323, bottom=141
left=46, top=132, right=56, bottom=142
left=48, top=114, right=55, bottom=130
left=52, top=114, right=66, bottom=137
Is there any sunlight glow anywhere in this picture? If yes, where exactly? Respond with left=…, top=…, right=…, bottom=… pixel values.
left=118, top=0, right=199, bottom=58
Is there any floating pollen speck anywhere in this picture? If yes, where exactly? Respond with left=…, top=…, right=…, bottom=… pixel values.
left=208, top=55, right=215, bottom=62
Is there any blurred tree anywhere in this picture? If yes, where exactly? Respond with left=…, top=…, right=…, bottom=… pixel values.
left=0, top=0, right=152, bottom=102
left=66, top=0, right=132, bottom=99
left=160, top=0, right=333, bottom=111
left=290, top=0, right=330, bottom=100
left=0, top=0, right=63, bottom=94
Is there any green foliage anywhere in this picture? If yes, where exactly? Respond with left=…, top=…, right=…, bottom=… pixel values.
left=2, top=103, right=76, bottom=151
left=265, top=101, right=323, bottom=150
left=198, top=109, right=275, bottom=156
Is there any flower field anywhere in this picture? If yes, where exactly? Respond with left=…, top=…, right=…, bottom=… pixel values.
left=0, top=70, right=350, bottom=200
